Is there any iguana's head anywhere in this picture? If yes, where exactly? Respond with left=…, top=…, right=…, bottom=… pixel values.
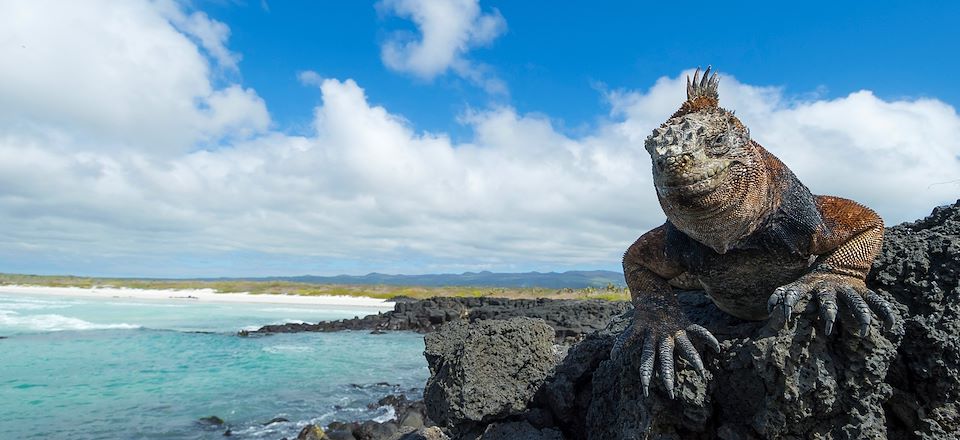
left=645, top=67, right=754, bottom=201
left=644, top=67, right=769, bottom=253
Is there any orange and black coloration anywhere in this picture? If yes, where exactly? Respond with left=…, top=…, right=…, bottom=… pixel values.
left=615, top=66, right=896, bottom=399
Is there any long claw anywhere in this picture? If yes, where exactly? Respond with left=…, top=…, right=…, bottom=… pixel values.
left=839, top=286, right=872, bottom=337
left=658, top=335, right=676, bottom=399
left=675, top=332, right=705, bottom=376
left=815, top=284, right=838, bottom=335
left=767, top=290, right=780, bottom=314
left=686, top=324, right=720, bottom=353
left=865, top=290, right=896, bottom=330
left=781, top=287, right=802, bottom=321
left=639, top=332, right=656, bottom=397
left=768, top=286, right=802, bottom=323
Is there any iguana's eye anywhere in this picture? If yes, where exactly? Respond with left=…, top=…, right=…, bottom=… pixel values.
left=708, top=134, right=729, bottom=155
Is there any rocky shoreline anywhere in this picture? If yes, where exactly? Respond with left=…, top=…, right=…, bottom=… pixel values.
left=242, top=296, right=629, bottom=343
left=291, top=200, right=959, bottom=440
left=290, top=394, right=439, bottom=440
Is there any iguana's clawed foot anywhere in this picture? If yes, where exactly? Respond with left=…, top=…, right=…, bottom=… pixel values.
left=767, top=275, right=896, bottom=336
left=612, top=321, right=720, bottom=399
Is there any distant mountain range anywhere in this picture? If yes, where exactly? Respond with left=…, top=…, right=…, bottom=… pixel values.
left=216, top=270, right=626, bottom=289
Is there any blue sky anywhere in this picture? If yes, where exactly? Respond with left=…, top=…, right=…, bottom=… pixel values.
left=204, top=1, right=960, bottom=136
left=0, top=0, right=957, bottom=278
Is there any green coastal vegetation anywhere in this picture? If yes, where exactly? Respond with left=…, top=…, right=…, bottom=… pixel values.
left=0, top=273, right=630, bottom=301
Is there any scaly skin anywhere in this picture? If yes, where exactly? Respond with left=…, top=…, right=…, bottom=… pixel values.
left=615, top=67, right=897, bottom=399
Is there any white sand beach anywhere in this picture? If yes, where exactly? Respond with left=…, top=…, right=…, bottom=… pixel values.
left=0, top=284, right=394, bottom=308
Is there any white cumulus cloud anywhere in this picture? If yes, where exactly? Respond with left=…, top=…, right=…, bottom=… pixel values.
left=0, top=2, right=957, bottom=277
left=154, top=0, right=241, bottom=71
left=0, top=0, right=269, bottom=156
left=378, top=0, right=507, bottom=94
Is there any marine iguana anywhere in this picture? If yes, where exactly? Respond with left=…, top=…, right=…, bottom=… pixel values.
left=615, top=66, right=897, bottom=399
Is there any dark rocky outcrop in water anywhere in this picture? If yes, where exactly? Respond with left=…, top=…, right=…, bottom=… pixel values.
left=295, top=394, right=441, bottom=440
left=295, top=424, right=327, bottom=440
left=264, top=417, right=290, bottom=426
left=245, top=297, right=629, bottom=342
left=413, top=200, right=960, bottom=439
left=196, top=416, right=225, bottom=426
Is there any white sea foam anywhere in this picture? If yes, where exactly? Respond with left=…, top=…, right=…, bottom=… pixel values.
left=263, top=344, right=315, bottom=354
left=0, top=295, right=77, bottom=311
left=0, top=311, right=140, bottom=332
left=220, top=419, right=296, bottom=439
left=0, top=302, right=72, bottom=311
left=371, top=405, right=397, bottom=423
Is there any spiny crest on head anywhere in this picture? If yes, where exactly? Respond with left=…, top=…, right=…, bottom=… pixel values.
left=669, top=65, right=721, bottom=121
left=686, top=66, right=719, bottom=103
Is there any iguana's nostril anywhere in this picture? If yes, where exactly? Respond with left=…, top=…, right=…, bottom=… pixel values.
left=660, top=153, right=693, bottom=172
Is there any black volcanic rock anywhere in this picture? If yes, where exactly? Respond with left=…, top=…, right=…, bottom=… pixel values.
left=393, top=427, right=449, bottom=440
left=574, top=293, right=899, bottom=439
left=245, top=297, right=629, bottom=342
left=316, top=393, right=437, bottom=440
left=417, top=201, right=960, bottom=439
left=295, top=424, right=327, bottom=440
left=478, top=421, right=564, bottom=440
left=423, top=318, right=558, bottom=434
left=869, top=200, right=960, bottom=439
left=355, top=420, right=399, bottom=440
left=197, top=416, right=225, bottom=426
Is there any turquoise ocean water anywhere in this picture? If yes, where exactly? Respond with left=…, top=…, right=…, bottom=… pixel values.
left=0, top=291, right=429, bottom=439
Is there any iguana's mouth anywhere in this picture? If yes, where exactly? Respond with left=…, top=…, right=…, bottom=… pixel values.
left=658, top=163, right=731, bottom=195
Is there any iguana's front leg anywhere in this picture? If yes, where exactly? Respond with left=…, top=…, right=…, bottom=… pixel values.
left=616, top=224, right=720, bottom=399
left=768, top=196, right=897, bottom=335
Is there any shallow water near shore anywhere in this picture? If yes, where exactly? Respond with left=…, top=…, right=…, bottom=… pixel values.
left=0, top=291, right=429, bottom=439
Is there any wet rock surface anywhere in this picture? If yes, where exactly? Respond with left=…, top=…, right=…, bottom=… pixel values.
left=301, top=394, right=438, bottom=440
left=296, top=424, right=329, bottom=440
left=197, top=415, right=226, bottom=426
left=246, top=297, right=628, bottom=342
left=415, top=201, right=960, bottom=439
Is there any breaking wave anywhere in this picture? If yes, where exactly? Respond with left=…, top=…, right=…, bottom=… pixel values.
left=0, top=310, right=140, bottom=333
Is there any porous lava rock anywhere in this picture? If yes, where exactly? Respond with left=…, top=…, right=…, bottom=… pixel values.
left=423, top=201, right=960, bottom=439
